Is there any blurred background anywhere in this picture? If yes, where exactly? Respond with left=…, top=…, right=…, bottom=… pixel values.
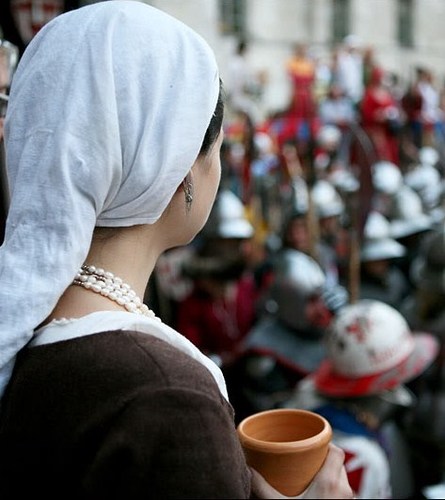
left=2, top=0, right=445, bottom=116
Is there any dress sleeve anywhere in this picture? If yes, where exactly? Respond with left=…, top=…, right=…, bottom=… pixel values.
left=83, top=386, right=252, bottom=499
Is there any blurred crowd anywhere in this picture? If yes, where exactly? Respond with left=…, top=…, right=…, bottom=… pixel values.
left=149, top=35, right=445, bottom=500
left=2, top=11, right=445, bottom=499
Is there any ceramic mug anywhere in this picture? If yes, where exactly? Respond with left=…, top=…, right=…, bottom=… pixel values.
left=237, top=408, right=332, bottom=496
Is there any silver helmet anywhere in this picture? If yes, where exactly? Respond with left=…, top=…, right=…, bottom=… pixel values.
left=183, top=189, right=254, bottom=280
left=389, top=185, right=432, bottom=240
left=267, top=249, right=326, bottom=330
left=311, top=180, right=344, bottom=219
left=404, top=163, right=441, bottom=212
left=372, top=161, right=402, bottom=195
left=361, top=211, right=406, bottom=262
left=419, top=146, right=439, bottom=167
left=316, top=124, right=342, bottom=150
left=201, top=189, right=254, bottom=239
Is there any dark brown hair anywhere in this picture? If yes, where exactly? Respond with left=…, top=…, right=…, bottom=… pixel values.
left=199, top=80, right=224, bottom=156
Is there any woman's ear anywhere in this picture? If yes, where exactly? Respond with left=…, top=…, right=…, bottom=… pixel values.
left=182, top=172, right=194, bottom=213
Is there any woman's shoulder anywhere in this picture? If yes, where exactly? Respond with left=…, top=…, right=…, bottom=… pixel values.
left=57, top=328, right=223, bottom=396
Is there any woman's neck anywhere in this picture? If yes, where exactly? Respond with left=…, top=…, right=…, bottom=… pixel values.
left=44, top=224, right=163, bottom=323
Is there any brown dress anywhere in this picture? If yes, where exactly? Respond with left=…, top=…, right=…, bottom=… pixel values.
left=0, top=329, right=251, bottom=499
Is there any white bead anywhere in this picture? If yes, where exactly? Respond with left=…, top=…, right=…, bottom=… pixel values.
left=74, top=264, right=158, bottom=320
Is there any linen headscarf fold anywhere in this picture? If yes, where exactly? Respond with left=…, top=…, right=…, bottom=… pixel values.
left=0, top=1, right=220, bottom=399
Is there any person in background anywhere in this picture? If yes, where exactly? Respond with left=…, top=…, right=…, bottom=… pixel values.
left=311, top=179, right=346, bottom=286
left=333, top=35, right=364, bottom=106
left=416, top=67, right=442, bottom=148
left=0, top=39, right=19, bottom=243
left=399, top=227, right=445, bottom=493
left=250, top=130, right=281, bottom=232
left=318, top=84, right=357, bottom=165
left=287, top=299, right=439, bottom=499
left=360, top=66, right=401, bottom=164
left=229, top=249, right=337, bottom=423
left=371, top=160, right=404, bottom=217
left=0, top=0, right=81, bottom=56
left=281, top=205, right=312, bottom=255
left=226, top=39, right=266, bottom=125
left=286, top=42, right=316, bottom=119
left=388, top=184, right=433, bottom=291
left=0, top=38, right=18, bottom=138
left=358, top=211, right=410, bottom=309
left=284, top=42, right=319, bottom=154
left=313, top=124, right=346, bottom=177
left=177, top=188, right=258, bottom=368
left=401, top=70, right=425, bottom=151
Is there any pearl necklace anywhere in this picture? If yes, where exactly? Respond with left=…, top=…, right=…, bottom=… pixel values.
left=73, top=264, right=158, bottom=320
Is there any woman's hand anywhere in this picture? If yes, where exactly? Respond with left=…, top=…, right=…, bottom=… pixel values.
left=250, top=443, right=354, bottom=499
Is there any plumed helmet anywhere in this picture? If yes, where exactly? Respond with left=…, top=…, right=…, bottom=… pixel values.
left=201, top=189, right=254, bottom=239
left=360, top=211, right=406, bottom=261
left=313, top=299, right=439, bottom=397
left=372, top=161, right=402, bottom=195
left=311, top=180, right=344, bottom=218
left=410, top=228, right=445, bottom=292
left=268, top=249, right=326, bottom=330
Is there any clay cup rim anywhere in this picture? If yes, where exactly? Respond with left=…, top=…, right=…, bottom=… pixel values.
left=237, top=408, right=332, bottom=453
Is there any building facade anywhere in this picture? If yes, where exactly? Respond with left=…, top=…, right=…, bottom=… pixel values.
left=146, top=0, right=445, bottom=115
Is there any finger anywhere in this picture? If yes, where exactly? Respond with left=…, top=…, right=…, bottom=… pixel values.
left=249, top=467, right=287, bottom=499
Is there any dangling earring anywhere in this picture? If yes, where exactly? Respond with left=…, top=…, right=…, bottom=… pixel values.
left=183, top=176, right=193, bottom=213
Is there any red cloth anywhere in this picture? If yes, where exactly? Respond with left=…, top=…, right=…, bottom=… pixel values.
left=177, top=274, right=257, bottom=360
left=360, top=86, right=400, bottom=164
left=286, top=57, right=316, bottom=119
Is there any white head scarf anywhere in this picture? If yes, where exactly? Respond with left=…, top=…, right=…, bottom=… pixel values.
left=0, top=1, right=220, bottom=399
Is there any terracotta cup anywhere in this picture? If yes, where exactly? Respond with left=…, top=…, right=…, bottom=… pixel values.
left=237, top=408, right=332, bottom=496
